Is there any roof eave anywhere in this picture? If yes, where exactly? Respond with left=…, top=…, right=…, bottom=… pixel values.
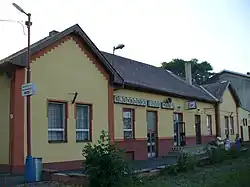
left=228, top=84, right=242, bottom=107
left=0, top=61, right=24, bottom=74
left=199, top=85, right=220, bottom=102
left=118, top=82, right=217, bottom=103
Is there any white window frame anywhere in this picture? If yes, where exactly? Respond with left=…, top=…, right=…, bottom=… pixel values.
left=76, top=104, right=91, bottom=142
left=48, top=102, right=66, bottom=142
left=123, top=109, right=134, bottom=139
left=206, top=115, right=212, bottom=135
left=123, top=129, right=133, bottom=132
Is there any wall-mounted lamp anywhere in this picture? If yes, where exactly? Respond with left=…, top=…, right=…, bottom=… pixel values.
left=69, top=92, right=78, bottom=104
left=113, top=44, right=125, bottom=54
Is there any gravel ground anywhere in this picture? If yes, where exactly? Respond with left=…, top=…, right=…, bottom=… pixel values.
left=129, top=157, right=177, bottom=170
left=16, top=181, right=76, bottom=187
left=0, top=174, right=24, bottom=187
left=14, top=157, right=177, bottom=187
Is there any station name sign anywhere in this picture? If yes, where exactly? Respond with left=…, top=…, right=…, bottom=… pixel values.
left=114, top=95, right=174, bottom=109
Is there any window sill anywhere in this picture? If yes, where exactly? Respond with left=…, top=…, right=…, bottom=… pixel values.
left=76, top=140, right=92, bottom=143
left=124, top=138, right=135, bottom=141
left=48, top=140, right=68, bottom=144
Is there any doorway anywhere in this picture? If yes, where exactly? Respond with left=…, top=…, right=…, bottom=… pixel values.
left=248, top=126, right=250, bottom=140
left=240, top=126, right=244, bottom=141
left=195, top=115, right=202, bottom=144
left=173, top=113, right=186, bottom=146
left=147, top=111, right=157, bottom=158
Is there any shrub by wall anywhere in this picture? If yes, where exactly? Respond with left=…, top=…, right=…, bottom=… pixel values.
left=82, top=130, right=133, bottom=187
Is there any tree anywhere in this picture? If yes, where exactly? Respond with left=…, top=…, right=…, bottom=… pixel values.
left=161, top=58, right=215, bottom=85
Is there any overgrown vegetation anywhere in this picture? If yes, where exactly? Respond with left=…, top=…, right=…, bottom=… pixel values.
left=160, top=152, right=197, bottom=175
left=82, top=130, right=133, bottom=187
left=209, top=167, right=250, bottom=187
left=162, top=145, right=244, bottom=176
left=206, top=145, right=242, bottom=164
left=134, top=146, right=250, bottom=187
left=19, top=144, right=250, bottom=187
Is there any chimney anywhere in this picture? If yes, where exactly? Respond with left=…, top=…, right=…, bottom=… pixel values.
left=185, top=61, right=192, bottom=84
left=49, top=30, right=59, bottom=37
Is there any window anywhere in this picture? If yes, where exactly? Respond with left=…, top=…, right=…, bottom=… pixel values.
left=230, top=116, right=235, bottom=135
left=225, top=116, right=229, bottom=135
left=48, top=101, right=67, bottom=142
left=206, top=115, right=212, bottom=135
left=75, top=104, right=92, bottom=142
left=123, top=108, right=134, bottom=139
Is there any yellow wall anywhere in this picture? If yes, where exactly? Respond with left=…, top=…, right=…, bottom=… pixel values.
left=0, top=74, right=10, bottom=165
left=238, top=107, right=250, bottom=141
left=114, top=89, right=216, bottom=140
left=219, top=88, right=237, bottom=141
left=28, top=38, right=109, bottom=163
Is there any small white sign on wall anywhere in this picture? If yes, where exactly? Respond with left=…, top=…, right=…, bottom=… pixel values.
left=186, top=101, right=197, bottom=110
left=21, top=82, right=37, bottom=97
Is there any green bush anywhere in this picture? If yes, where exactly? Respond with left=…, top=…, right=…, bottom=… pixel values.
left=160, top=164, right=179, bottom=176
left=162, top=152, right=197, bottom=175
left=227, top=146, right=241, bottom=158
left=207, top=147, right=227, bottom=164
left=177, top=152, right=191, bottom=172
left=207, top=146, right=243, bottom=164
left=82, top=130, right=132, bottom=187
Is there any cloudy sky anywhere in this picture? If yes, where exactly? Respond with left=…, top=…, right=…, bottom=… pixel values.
left=0, top=0, right=249, bottom=73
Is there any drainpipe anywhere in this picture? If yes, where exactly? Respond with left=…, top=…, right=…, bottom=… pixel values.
left=236, top=107, right=239, bottom=134
left=215, top=103, right=221, bottom=137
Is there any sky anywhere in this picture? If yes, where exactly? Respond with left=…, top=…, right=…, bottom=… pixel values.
left=0, top=0, right=249, bottom=73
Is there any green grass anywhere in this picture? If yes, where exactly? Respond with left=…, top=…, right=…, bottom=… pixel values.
left=130, top=152, right=250, bottom=187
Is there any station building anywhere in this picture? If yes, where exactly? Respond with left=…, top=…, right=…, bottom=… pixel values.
left=0, top=24, right=245, bottom=173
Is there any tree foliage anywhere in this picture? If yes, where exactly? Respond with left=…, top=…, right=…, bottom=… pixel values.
left=161, top=58, right=215, bottom=85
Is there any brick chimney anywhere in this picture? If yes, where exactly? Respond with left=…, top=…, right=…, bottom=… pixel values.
left=49, top=30, right=59, bottom=37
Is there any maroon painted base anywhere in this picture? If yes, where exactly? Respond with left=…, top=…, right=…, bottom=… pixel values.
left=0, top=160, right=83, bottom=174
left=0, top=136, right=216, bottom=174
left=158, top=138, right=173, bottom=157
left=186, top=135, right=216, bottom=145
left=0, top=164, right=11, bottom=173
left=115, top=139, right=148, bottom=160
left=116, top=135, right=216, bottom=160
